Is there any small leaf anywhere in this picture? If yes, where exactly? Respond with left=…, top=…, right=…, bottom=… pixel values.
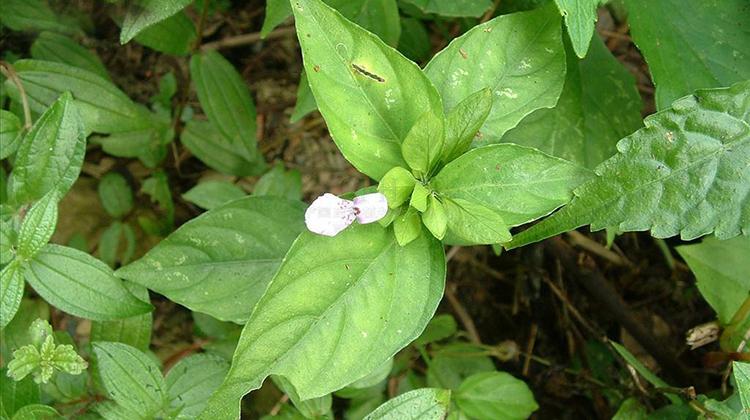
left=290, top=72, right=318, bottom=123
left=443, top=198, right=511, bottom=245
left=1, top=299, right=50, bottom=358
left=0, top=0, right=80, bottom=34
left=117, top=196, right=305, bottom=323
left=554, top=0, right=598, bottom=58
left=182, top=181, right=246, bottom=210
left=409, top=183, right=429, bottom=212
left=120, top=0, right=193, bottom=43
left=609, top=341, right=681, bottom=405
left=626, top=0, right=750, bottom=110
left=421, top=195, right=447, bottom=240
left=426, top=343, right=495, bottom=390
left=190, top=50, right=261, bottom=165
left=676, top=236, right=750, bottom=324
left=441, top=88, right=492, bottom=165
left=98, top=172, right=134, bottom=219
left=325, top=0, right=401, bottom=46
left=181, top=120, right=265, bottom=177
left=455, top=372, right=539, bottom=419
left=292, top=0, right=443, bottom=180
left=401, top=111, right=444, bottom=177
left=8, top=404, right=61, bottom=419
left=414, top=314, right=456, bottom=346
left=254, top=164, right=303, bottom=200
left=398, top=18, right=430, bottom=62
left=433, top=144, right=591, bottom=228
left=165, top=354, right=229, bottom=419
left=378, top=167, right=416, bottom=209
left=508, top=81, right=750, bottom=249
left=199, top=224, right=445, bottom=419
left=24, top=244, right=153, bottom=321
left=9, top=92, right=86, bottom=205
left=612, top=398, right=648, bottom=420
left=17, top=192, right=58, bottom=259
left=132, top=11, right=197, bottom=56
left=0, top=110, right=22, bottom=160
left=90, top=282, right=152, bottom=351
left=7, top=331, right=87, bottom=385
left=31, top=32, right=110, bottom=79
left=394, top=207, right=422, bottom=246
left=0, top=368, right=40, bottom=417
left=261, top=0, right=293, bottom=37
left=425, top=4, right=565, bottom=141
left=363, top=388, right=451, bottom=420
left=274, top=375, right=333, bottom=418
left=734, top=362, right=750, bottom=412
left=0, top=261, right=25, bottom=329
left=92, top=342, right=168, bottom=416
left=400, top=0, right=492, bottom=17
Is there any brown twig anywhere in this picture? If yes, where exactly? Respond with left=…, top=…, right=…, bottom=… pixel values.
left=201, top=27, right=297, bottom=51
left=162, top=339, right=209, bottom=373
left=445, top=283, right=482, bottom=344
left=0, top=61, right=32, bottom=130
left=192, top=0, right=211, bottom=52
left=542, top=275, right=602, bottom=337
left=269, top=394, right=290, bottom=416
left=480, top=0, right=502, bottom=23
left=522, top=323, right=538, bottom=376
left=566, top=230, right=633, bottom=267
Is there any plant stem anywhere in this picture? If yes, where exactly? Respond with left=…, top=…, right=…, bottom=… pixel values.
left=0, top=61, right=32, bottom=130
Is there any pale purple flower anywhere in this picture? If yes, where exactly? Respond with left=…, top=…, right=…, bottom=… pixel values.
left=305, top=192, right=388, bottom=236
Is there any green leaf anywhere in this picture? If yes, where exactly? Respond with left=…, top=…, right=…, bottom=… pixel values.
left=409, top=183, right=429, bottom=212
left=421, top=195, right=447, bottom=240
left=442, top=198, right=512, bottom=245
left=325, top=0, right=401, bottom=46
left=609, top=341, right=682, bottom=405
left=9, top=404, right=61, bottom=420
left=433, top=143, right=591, bottom=228
left=455, top=372, right=538, bottom=420
left=0, top=261, right=25, bottom=329
left=626, top=0, right=750, bottom=110
left=7, top=333, right=87, bottom=384
left=165, top=354, right=229, bottom=419
left=30, top=32, right=110, bottom=80
left=17, top=192, right=58, bottom=259
left=9, top=92, right=86, bottom=205
left=98, top=173, right=134, bottom=219
left=363, top=388, right=451, bottom=419
left=94, top=124, right=172, bottom=168
left=612, top=398, right=647, bottom=420
left=502, top=36, right=642, bottom=169
left=97, top=221, right=135, bottom=268
left=400, top=0, right=493, bottom=17
left=199, top=224, right=445, bottom=419
left=254, top=164, right=303, bottom=201
left=0, top=0, right=80, bottom=34
left=23, top=244, right=153, bottom=321
left=1, top=299, right=50, bottom=360
left=132, top=11, right=197, bottom=56
left=117, top=196, right=305, bottom=323
left=676, top=236, right=750, bottom=324
left=554, top=0, right=598, bottom=58
left=734, top=362, right=750, bottom=412
left=414, top=314, right=456, bottom=345
left=441, top=88, right=493, bottom=165
left=181, top=120, right=264, bottom=176
left=394, top=207, right=422, bottom=246
left=141, top=171, right=175, bottom=234
left=508, top=81, right=750, bottom=249
left=424, top=4, right=565, bottom=141
left=261, top=0, right=293, bottom=37
left=402, top=111, right=445, bottom=177
left=378, top=167, right=416, bottom=209
left=398, top=18, right=430, bottom=62
left=0, top=110, right=22, bottom=160
left=4, top=60, right=156, bottom=134
left=190, top=50, right=261, bottom=165
left=292, top=0, right=443, bottom=180
left=345, top=358, right=394, bottom=390
left=90, top=282, right=152, bottom=351
left=92, top=342, right=169, bottom=416
left=182, top=181, right=246, bottom=210
left=120, top=0, right=193, bottom=44
left=0, top=370, right=40, bottom=418
left=290, top=72, right=318, bottom=123
left=426, top=343, right=495, bottom=390
left=274, top=375, right=333, bottom=418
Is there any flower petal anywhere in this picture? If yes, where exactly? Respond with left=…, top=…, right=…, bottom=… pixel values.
left=353, top=193, right=388, bottom=224
left=305, top=193, right=356, bottom=236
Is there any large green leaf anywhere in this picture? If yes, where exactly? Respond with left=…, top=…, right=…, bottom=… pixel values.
left=3, top=60, right=155, bottom=134
left=502, top=36, right=642, bottom=169
left=17, top=192, right=58, bottom=259
left=198, top=224, right=446, bottom=419
left=455, top=372, right=539, bottom=419
left=626, top=0, right=750, bottom=110
left=165, top=354, right=229, bottom=419
left=363, top=388, right=451, bottom=419
left=120, top=0, right=193, bottom=44
left=424, top=4, right=565, bottom=142
left=554, top=0, right=598, bottom=58
left=30, top=32, right=110, bottom=80
left=508, top=81, right=750, bottom=249
left=190, top=51, right=261, bottom=166
left=401, top=0, right=493, bottom=17
left=92, top=342, right=169, bottom=417
left=432, top=144, right=591, bottom=228
left=90, top=282, right=152, bottom=351
left=180, top=120, right=264, bottom=177
left=117, top=196, right=305, bottom=323
left=9, top=92, right=86, bottom=205
left=292, top=0, right=443, bottom=180
left=676, top=236, right=750, bottom=324
left=0, top=0, right=80, bottom=34
left=23, top=245, right=153, bottom=321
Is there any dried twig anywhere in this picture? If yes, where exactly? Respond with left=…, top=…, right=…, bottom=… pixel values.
left=445, top=283, right=482, bottom=344
left=0, top=61, right=32, bottom=130
left=201, top=27, right=297, bottom=51
left=566, top=230, right=633, bottom=267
